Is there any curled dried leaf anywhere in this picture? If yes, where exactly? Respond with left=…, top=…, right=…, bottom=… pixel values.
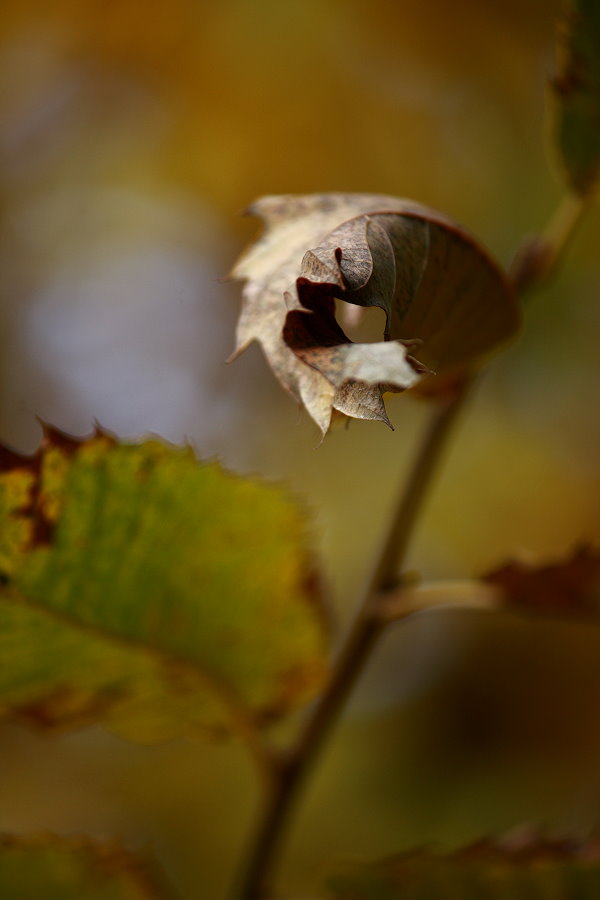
left=232, top=193, right=519, bottom=434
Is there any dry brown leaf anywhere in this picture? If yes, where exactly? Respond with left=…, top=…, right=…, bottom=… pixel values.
left=231, top=193, right=519, bottom=434
left=483, top=543, right=600, bottom=619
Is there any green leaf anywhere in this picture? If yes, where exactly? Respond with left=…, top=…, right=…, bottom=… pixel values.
left=0, top=835, right=171, bottom=900
left=232, top=194, right=519, bottom=434
left=553, top=0, right=600, bottom=194
left=0, top=427, right=328, bottom=741
left=326, top=839, right=600, bottom=899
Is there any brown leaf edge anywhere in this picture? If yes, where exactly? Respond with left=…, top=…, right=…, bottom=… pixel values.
left=482, top=543, right=600, bottom=619
left=0, top=421, right=114, bottom=558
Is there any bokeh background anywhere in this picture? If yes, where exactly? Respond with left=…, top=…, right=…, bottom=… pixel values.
left=1, top=0, right=599, bottom=897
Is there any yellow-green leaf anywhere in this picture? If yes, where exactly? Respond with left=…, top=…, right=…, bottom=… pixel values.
left=553, top=0, right=600, bottom=194
left=326, top=839, right=600, bottom=899
left=0, top=835, right=170, bottom=900
left=0, top=427, right=328, bottom=741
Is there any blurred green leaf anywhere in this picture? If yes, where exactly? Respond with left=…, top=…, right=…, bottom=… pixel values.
left=0, top=427, right=328, bottom=741
left=553, top=0, right=600, bottom=194
left=0, top=835, right=170, bottom=900
left=326, top=839, right=600, bottom=899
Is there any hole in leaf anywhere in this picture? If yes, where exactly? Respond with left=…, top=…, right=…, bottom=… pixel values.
left=335, top=300, right=387, bottom=344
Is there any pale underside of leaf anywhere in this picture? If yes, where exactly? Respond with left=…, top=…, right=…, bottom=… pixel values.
left=232, top=193, right=518, bottom=433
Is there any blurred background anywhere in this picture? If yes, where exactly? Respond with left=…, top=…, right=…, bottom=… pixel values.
left=0, top=0, right=599, bottom=897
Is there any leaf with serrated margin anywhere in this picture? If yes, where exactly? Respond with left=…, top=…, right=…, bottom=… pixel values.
left=232, top=193, right=518, bottom=434
left=553, top=0, right=600, bottom=194
left=0, top=426, right=328, bottom=741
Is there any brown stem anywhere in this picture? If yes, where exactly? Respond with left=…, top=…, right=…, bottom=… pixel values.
left=379, top=578, right=501, bottom=621
left=235, top=389, right=469, bottom=899
left=509, top=192, right=587, bottom=295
